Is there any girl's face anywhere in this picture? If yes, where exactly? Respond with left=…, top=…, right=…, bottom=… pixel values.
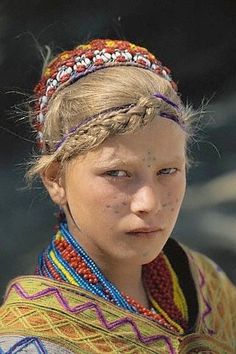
left=58, top=118, right=186, bottom=266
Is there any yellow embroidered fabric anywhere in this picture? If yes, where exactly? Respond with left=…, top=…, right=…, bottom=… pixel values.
left=0, top=247, right=235, bottom=353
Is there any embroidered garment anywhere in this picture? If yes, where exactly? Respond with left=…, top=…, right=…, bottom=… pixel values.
left=35, top=224, right=191, bottom=334
left=0, top=239, right=235, bottom=353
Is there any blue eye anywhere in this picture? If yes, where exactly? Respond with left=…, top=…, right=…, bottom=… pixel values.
left=105, top=168, right=178, bottom=180
left=106, top=170, right=128, bottom=177
left=158, top=168, right=177, bottom=175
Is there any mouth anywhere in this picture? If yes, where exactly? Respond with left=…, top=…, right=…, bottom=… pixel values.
left=126, top=228, right=162, bottom=237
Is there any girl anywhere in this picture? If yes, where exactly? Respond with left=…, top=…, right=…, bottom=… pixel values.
left=0, top=39, right=235, bottom=353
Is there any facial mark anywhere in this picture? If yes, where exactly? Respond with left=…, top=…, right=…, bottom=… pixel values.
left=108, top=204, right=121, bottom=214
left=142, top=250, right=149, bottom=258
left=162, top=202, right=170, bottom=208
left=143, top=152, right=156, bottom=168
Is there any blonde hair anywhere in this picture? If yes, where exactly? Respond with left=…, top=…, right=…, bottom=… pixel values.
left=27, top=66, right=195, bottom=182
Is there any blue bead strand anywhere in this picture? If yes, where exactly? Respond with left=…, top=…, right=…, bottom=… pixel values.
left=60, top=222, right=135, bottom=312
left=49, top=237, right=107, bottom=299
left=59, top=225, right=127, bottom=305
left=39, top=250, right=52, bottom=278
left=60, top=223, right=129, bottom=308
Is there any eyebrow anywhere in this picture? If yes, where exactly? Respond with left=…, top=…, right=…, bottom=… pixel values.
left=95, top=156, right=185, bottom=167
left=95, top=158, right=132, bottom=167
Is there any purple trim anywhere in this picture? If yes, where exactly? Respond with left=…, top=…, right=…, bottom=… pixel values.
left=54, top=92, right=182, bottom=152
left=159, top=112, right=181, bottom=125
left=197, top=267, right=215, bottom=336
left=9, top=282, right=176, bottom=351
left=6, top=337, right=47, bottom=354
left=55, top=103, right=135, bottom=150
left=198, top=268, right=212, bottom=321
left=153, top=93, right=179, bottom=110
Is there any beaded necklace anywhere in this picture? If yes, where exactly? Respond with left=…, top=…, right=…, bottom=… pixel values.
left=36, top=222, right=188, bottom=333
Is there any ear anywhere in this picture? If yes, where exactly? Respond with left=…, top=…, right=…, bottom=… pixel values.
left=41, top=162, right=67, bottom=206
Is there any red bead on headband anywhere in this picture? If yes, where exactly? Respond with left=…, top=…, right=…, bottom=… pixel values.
left=33, top=39, right=178, bottom=152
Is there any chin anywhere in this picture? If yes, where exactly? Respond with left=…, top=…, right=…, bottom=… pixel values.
left=114, top=246, right=163, bottom=266
left=140, top=251, right=162, bottom=265
left=108, top=232, right=170, bottom=264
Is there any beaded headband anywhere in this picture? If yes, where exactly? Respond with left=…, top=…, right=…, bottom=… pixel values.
left=33, top=39, right=179, bottom=152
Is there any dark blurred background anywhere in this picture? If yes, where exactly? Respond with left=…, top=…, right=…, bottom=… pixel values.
left=0, top=0, right=236, bottom=299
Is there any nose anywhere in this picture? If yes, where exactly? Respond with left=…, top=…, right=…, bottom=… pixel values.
left=130, top=183, right=161, bottom=216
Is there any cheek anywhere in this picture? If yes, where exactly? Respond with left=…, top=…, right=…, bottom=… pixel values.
left=169, top=197, right=181, bottom=212
left=86, top=182, right=128, bottom=217
left=162, top=178, right=186, bottom=213
left=105, top=203, right=121, bottom=214
left=103, top=199, right=128, bottom=216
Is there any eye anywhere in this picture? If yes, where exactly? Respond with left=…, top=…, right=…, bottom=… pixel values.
left=105, top=170, right=129, bottom=178
left=158, top=168, right=177, bottom=175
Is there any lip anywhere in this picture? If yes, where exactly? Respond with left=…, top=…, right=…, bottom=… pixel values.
left=126, top=227, right=162, bottom=234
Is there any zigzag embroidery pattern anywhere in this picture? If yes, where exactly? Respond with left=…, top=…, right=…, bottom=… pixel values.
left=198, top=267, right=215, bottom=335
left=6, top=282, right=176, bottom=353
left=2, top=336, right=47, bottom=354
left=186, top=252, right=214, bottom=336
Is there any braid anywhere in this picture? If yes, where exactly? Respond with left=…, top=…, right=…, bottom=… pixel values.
left=54, top=95, right=180, bottom=162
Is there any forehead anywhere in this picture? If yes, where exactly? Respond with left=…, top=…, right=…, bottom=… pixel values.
left=83, top=118, right=186, bottom=166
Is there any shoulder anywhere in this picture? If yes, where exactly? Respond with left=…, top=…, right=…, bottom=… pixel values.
left=182, top=243, right=235, bottom=291
left=178, top=242, right=236, bottom=300
left=182, top=243, right=236, bottom=334
left=178, top=242, right=236, bottom=348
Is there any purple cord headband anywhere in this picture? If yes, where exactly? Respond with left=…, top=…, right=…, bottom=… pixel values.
left=153, top=93, right=179, bottom=109
left=54, top=92, right=183, bottom=151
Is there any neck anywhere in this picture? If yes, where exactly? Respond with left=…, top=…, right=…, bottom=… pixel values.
left=96, top=258, right=149, bottom=308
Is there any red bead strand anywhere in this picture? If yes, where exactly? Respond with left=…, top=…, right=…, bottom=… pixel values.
left=143, top=253, right=188, bottom=330
left=53, top=235, right=187, bottom=331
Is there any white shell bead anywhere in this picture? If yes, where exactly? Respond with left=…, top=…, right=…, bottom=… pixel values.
left=37, top=112, right=44, bottom=123
left=101, top=54, right=109, bottom=62
left=66, top=67, right=73, bottom=74
left=46, top=78, right=53, bottom=85
left=103, top=52, right=112, bottom=60
left=42, top=96, right=48, bottom=103
left=37, top=131, right=43, bottom=140
left=84, top=57, right=91, bottom=65
left=125, top=52, right=132, bottom=60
